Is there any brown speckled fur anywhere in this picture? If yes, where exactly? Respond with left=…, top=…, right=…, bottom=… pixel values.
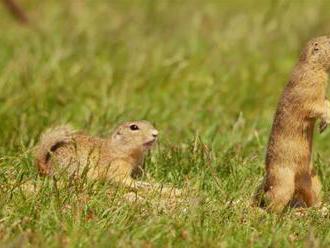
left=33, top=121, right=159, bottom=189
left=256, top=36, right=330, bottom=212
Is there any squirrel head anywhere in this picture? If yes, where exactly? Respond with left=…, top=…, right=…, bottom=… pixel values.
left=110, top=120, right=158, bottom=152
left=299, top=36, right=330, bottom=71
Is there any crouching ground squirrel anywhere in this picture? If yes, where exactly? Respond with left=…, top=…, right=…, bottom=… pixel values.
left=33, top=121, right=163, bottom=190
left=255, top=36, right=330, bottom=212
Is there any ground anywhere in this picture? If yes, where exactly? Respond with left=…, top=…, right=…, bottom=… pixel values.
left=1, top=0, right=330, bottom=247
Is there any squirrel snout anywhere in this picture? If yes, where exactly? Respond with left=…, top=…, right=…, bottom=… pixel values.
left=152, top=130, right=158, bottom=138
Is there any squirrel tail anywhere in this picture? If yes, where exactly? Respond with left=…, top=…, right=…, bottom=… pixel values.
left=33, top=125, right=76, bottom=175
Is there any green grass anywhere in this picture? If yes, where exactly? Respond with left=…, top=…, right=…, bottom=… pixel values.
left=1, top=0, right=330, bottom=247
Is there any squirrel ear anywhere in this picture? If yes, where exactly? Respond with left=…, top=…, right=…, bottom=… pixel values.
left=112, top=131, right=121, bottom=140
left=312, top=42, right=320, bottom=55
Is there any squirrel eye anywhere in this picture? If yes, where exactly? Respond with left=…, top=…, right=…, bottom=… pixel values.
left=129, top=124, right=139, bottom=131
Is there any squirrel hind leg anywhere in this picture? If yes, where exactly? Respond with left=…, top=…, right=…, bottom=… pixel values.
left=293, top=172, right=322, bottom=208
left=263, top=167, right=295, bottom=213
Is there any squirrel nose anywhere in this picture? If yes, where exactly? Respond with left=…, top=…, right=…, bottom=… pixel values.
left=152, top=130, right=158, bottom=138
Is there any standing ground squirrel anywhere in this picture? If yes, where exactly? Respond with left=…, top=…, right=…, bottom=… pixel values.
left=255, top=36, right=330, bottom=212
left=33, top=120, right=160, bottom=189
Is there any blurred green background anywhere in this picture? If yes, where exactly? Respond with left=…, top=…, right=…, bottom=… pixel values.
left=1, top=0, right=330, bottom=247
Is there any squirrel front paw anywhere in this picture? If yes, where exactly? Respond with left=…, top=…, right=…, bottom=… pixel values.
left=319, top=100, right=330, bottom=133
left=319, top=120, right=329, bottom=133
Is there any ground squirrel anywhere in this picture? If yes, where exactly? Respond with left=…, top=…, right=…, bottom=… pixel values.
left=256, top=36, right=330, bottom=212
left=33, top=121, right=160, bottom=189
